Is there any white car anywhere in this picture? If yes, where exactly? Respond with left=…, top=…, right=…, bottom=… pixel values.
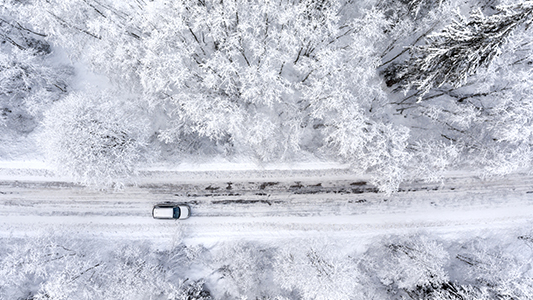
left=152, top=204, right=191, bottom=220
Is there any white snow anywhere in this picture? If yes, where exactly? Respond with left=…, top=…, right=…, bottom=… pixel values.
left=141, top=161, right=350, bottom=172
left=0, top=160, right=52, bottom=169
left=1, top=171, right=532, bottom=244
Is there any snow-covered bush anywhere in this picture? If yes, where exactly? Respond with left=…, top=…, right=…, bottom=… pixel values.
left=40, top=91, right=153, bottom=186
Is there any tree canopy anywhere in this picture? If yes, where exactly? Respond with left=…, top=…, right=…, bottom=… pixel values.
left=1, top=0, right=532, bottom=190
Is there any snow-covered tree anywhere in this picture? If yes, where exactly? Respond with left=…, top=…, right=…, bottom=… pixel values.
left=360, top=235, right=450, bottom=296
left=397, top=1, right=533, bottom=98
left=0, top=234, right=213, bottom=300
left=40, top=91, right=153, bottom=187
left=0, top=10, right=70, bottom=132
left=0, top=234, right=102, bottom=300
left=429, top=284, right=492, bottom=300
left=11, top=0, right=533, bottom=189
left=454, top=238, right=533, bottom=300
left=210, top=242, right=279, bottom=299
left=301, top=7, right=412, bottom=193
left=136, top=0, right=394, bottom=163
left=407, top=140, right=459, bottom=183
left=380, top=1, right=533, bottom=180
left=274, top=239, right=362, bottom=300
left=9, top=0, right=414, bottom=191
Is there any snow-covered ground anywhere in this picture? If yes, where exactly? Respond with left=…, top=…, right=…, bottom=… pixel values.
left=2, top=169, right=532, bottom=243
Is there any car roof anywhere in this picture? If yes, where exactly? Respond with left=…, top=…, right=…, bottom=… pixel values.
left=153, top=207, right=174, bottom=218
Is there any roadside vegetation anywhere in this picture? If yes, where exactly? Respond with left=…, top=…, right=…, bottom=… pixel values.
left=1, top=0, right=532, bottom=192
left=1, top=229, right=532, bottom=299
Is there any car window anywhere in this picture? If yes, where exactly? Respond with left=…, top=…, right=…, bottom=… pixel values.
left=173, top=207, right=180, bottom=219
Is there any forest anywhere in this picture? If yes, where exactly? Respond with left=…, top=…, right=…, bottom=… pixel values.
left=1, top=0, right=533, bottom=299
left=1, top=0, right=532, bottom=191
left=2, top=229, right=533, bottom=299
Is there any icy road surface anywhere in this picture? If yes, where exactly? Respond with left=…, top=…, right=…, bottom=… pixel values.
left=1, top=172, right=533, bottom=245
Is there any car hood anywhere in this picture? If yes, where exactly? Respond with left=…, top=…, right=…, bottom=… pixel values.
left=178, top=206, right=190, bottom=219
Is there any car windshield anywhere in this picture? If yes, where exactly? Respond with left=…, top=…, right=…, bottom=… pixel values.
left=173, top=207, right=180, bottom=219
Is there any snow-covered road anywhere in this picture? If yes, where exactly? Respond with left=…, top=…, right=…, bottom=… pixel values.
left=1, top=173, right=533, bottom=245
